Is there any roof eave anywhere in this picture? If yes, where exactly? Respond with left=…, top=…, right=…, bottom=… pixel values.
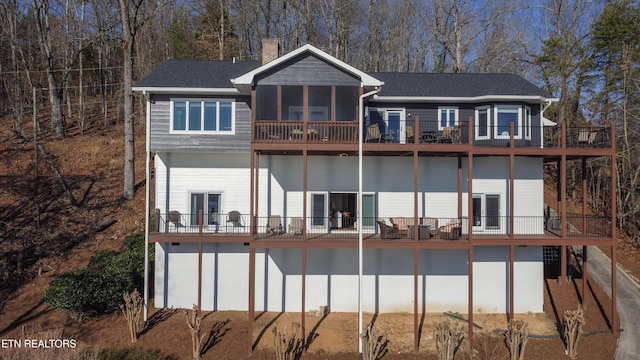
left=132, top=87, right=241, bottom=95
left=373, top=95, right=559, bottom=103
left=231, top=44, right=383, bottom=88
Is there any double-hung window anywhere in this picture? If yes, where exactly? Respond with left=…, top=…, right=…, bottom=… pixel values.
left=438, top=107, right=458, bottom=130
left=172, top=99, right=234, bottom=133
left=494, top=105, right=521, bottom=139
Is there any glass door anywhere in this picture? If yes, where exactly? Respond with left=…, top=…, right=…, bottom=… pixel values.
left=472, top=193, right=501, bottom=231
left=362, top=194, right=376, bottom=231
left=386, top=111, right=402, bottom=143
left=472, top=194, right=483, bottom=230
left=190, top=193, right=221, bottom=226
left=310, top=193, right=328, bottom=231
left=486, top=194, right=500, bottom=229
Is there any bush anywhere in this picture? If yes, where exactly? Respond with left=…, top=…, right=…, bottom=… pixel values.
left=43, top=233, right=152, bottom=318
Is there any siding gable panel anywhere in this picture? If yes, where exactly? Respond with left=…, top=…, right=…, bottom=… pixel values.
left=256, top=53, right=361, bottom=86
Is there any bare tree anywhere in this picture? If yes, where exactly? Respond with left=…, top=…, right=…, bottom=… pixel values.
left=421, top=0, right=511, bottom=73
left=32, top=0, right=65, bottom=138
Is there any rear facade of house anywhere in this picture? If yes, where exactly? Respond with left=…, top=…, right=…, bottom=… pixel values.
left=134, top=43, right=617, bottom=346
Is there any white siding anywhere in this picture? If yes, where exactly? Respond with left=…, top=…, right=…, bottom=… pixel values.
left=155, top=245, right=543, bottom=313
left=154, top=152, right=545, bottom=314
left=154, top=152, right=252, bottom=221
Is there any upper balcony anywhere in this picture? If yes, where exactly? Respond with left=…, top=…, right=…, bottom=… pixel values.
left=253, top=118, right=613, bottom=151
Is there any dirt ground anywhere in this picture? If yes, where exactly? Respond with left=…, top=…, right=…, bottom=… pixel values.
left=0, top=258, right=620, bottom=359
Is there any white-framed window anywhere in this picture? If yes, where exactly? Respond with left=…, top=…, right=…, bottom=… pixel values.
left=171, top=99, right=235, bottom=133
left=475, top=106, right=491, bottom=140
left=494, top=105, right=521, bottom=139
left=524, top=106, right=532, bottom=140
left=472, top=193, right=501, bottom=231
left=438, top=107, right=458, bottom=130
left=190, top=192, right=222, bottom=226
left=288, top=106, right=328, bottom=121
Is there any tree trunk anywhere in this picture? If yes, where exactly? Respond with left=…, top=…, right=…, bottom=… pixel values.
left=33, top=0, right=65, bottom=139
left=120, top=0, right=136, bottom=200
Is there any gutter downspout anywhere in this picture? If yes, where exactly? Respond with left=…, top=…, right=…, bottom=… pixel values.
left=358, top=87, right=380, bottom=357
left=143, top=90, right=151, bottom=323
left=540, top=99, right=555, bottom=149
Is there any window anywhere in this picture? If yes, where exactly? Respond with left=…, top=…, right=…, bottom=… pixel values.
left=494, top=105, right=521, bottom=139
left=524, top=106, right=531, bottom=140
left=288, top=106, right=328, bottom=121
left=438, top=107, right=458, bottom=130
left=190, top=192, right=222, bottom=226
left=172, top=99, right=234, bottom=133
left=475, top=106, right=490, bottom=140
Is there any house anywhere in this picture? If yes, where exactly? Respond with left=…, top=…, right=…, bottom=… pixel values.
left=133, top=42, right=617, bottom=351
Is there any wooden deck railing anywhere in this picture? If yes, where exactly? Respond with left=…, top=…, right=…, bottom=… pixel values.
left=150, top=213, right=611, bottom=240
left=253, top=120, right=613, bottom=149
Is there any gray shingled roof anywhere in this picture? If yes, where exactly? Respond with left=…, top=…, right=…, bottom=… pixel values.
left=135, top=59, right=260, bottom=88
left=371, top=72, right=553, bottom=98
left=135, top=59, right=552, bottom=99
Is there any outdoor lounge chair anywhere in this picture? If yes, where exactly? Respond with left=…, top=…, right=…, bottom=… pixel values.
left=366, top=124, right=382, bottom=142
left=377, top=220, right=400, bottom=239
left=289, top=217, right=303, bottom=235
left=578, top=129, right=599, bottom=146
left=406, top=126, right=415, bottom=143
left=266, top=215, right=284, bottom=234
left=168, top=210, right=183, bottom=232
left=227, top=210, right=244, bottom=232
left=437, top=127, right=453, bottom=143
left=439, top=219, right=462, bottom=240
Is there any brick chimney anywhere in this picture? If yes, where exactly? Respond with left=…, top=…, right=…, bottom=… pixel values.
left=261, top=38, right=279, bottom=64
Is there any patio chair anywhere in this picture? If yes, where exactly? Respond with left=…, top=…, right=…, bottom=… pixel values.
left=289, top=217, right=303, bottom=235
left=578, top=129, right=599, bottom=146
left=266, top=215, right=284, bottom=235
left=366, top=124, right=382, bottom=142
left=439, top=219, right=462, bottom=240
left=406, top=126, right=415, bottom=143
left=437, top=127, right=453, bottom=143
left=377, top=220, right=400, bottom=239
left=227, top=210, right=244, bottom=232
left=168, top=210, right=183, bottom=232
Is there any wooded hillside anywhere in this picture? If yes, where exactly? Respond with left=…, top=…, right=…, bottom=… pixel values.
left=1, top=0, right=639, bottom=301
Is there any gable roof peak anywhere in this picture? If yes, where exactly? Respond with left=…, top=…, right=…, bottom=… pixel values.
left=232, top=44, right=383, bottom=92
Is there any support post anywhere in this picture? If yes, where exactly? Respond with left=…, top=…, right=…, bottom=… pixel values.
left=247, top=247, right=256, bottom=356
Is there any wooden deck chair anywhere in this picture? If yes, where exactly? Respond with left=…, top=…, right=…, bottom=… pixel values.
left=266, top=215, right=284, bottom=234
left=438, top=127, right=453, bottom=143
left=366, top=124, right=382, bottom=142
left=406, top=126, right=415, bottom=143
left=289, top=217, right=303, bottom=235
